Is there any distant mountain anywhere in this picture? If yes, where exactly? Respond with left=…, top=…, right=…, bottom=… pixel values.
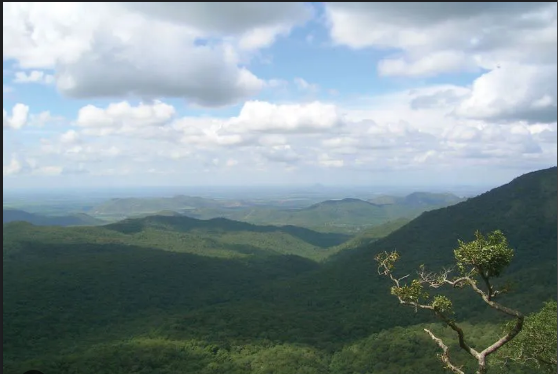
left=3, top=167, right=555, bottom=374
left=183, top=195, right=463, bottom=233
left=130, top=210, right=185, bottom=219
left=326, top=217, right=411, bottom=258
left=3, top=214, right=352, bottom=262
left=262, top=194, right=462, bottom=231
left=89, top=192, right=465, bottom=233
left=269, top=166, right=557, bottom=329
left=90, top=195, right=228, bottom=216
left=368, top=191, right=465, bottom=206
left=3, top=208, right=105, bottom=226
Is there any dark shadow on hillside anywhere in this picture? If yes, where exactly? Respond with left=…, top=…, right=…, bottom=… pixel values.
left=103, top=215, right=351, bottom=248
left=3, top=242, right=322, bottom=358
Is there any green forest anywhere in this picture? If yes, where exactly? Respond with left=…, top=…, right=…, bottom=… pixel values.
left=83, top=192, right=464, bottom=233
left=3, top=167, right=557, bottom=374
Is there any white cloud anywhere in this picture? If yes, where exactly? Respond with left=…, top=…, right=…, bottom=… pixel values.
left=3, top=3, right=556, bottom=186
left=14, top=70, right=55, bottom=84
left=228, top=101, right=343, bottom=133
left=260, top=144, right=301, bottom=164
left=294, top=77, right=320, bottom=92
left=3, top=104, right=29, bottom=130
left=7, top=90, right=554, bottom=185
left=3, top=104, right=63, bottom=130
left=326, top=3, right=556, bottom=67
left=23, top=89, right=549, bottom=179
left=455, top=63, right=557, bottom=124
left=2, top=155, right=62, bottom=176
left=59, top=130, right=81, bottom=144
left=3, top=156, right=25, bottom=176
left=325, top=3, right=557, bottom=124
left=378, top=51, right=479, bottom=77
left=3, top=2, right=311, bottom=107
left=76, top=100, right=176, bottom=138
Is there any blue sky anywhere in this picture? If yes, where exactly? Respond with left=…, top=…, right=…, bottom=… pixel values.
left=3, top=2, right=557, bottom=190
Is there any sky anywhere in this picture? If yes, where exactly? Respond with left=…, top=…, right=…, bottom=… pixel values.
left=3, top=2, right=557, bottom=190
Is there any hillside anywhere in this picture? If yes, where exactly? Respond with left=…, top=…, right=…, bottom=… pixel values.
left=184, top=194, right=463, bottom=233
left=325, top=217, right=411, bottom=257
left=2, top=208, right=105, bottom=226
left=88, top=192, right=464, bottom=233
left=256, top=166, right=557, bottom=340
left=89, top=195, right=226, bottom=217
left=3, top=167, right=556, bottom=374
left=3, top=215, right=351, bottom=262
left=369, top=192, right=465, bottom=207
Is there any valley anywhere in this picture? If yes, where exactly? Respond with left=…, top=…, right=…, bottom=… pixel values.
left=3, top=167, right=556, bottom=374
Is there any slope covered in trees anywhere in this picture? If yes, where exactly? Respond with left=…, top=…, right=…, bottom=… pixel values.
left=3, top=208, right=105, bottom=226
left=3, top=215, right=351, bottom=262
left=89, top=192, right=464, bottom=233
left=3, top=167, right=556, bottom=374
left=258, top=167, right=557, bottom=340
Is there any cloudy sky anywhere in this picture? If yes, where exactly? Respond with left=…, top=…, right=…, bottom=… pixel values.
left=3, top=2, right=557, bottom=189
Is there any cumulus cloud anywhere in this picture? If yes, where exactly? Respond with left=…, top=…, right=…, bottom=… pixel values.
left=3, top=2, right=311, bottom=106
left=10, top=88, right=554, bottom=184
left=77, top=101, right=175, bottom=128
left=294, top=77, right=320, bottom=92
left=377, top=51, right=480, bottom=78
left=228, top=101, right=343, bottom=133
left=75, top=100, right=176, bottom=138
left=38, top=91, right=551, bottom=175
left=455, top=64, right=557, bottom=124
left=3, top=104, right=29, bottom=130
left=2, top=155, right=63, bottom=176
left=59, top=130, right=81, bottom=145
left=326, top=2, right=557, bottom=124
left=326, top=2, right=556, bottom=67
left=14, top=70, right=55, bottom=84
left=260, top=144, right=301, bottom=164
left=3, top=103, right=63, bottom=130
left=3, top=156, right=26, bottom=176
left=3, top=3, right=556, bottom=185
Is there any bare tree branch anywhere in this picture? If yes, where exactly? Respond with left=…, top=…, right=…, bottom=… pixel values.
left=424, top=328, right=466, bottom=374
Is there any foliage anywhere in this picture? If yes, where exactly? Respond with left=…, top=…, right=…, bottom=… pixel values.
left=91, top=193, right=463, bottom=233
left=454, top=230, right=514, bottom=278
left=2, top=167, right=556, bottom=374
left=3, top=208, right=105, bottom=226
left=376, top=229, right=540, bottom=374
left=3, top=215, right=352, bottom=262
left=497, top=300, right=557, bottom=373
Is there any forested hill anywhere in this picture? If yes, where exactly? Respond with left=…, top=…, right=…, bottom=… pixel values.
left=104, top=214, right=351, bottom=250
left=89, top=192, right=464, bottom=233
left=344, top=166, right=557, bottom=270
left=3, top=167, right=556, bottom=374
left=3, top=208, right=104, bottom=226
left=276, top=166, right=557, bottom=328
left=3, top=215, right=353, bottom=263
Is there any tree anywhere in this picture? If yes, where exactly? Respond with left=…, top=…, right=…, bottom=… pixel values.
left=497, top=300, right=557, bottom=373
left=375, top=230, right=524, bottom=374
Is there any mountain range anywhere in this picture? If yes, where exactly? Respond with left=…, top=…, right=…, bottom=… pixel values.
left=3, top=167, right=556, bottom=374
left=3, top=208, right=105, bottom=226
left=89, top=192, right=465, bottom=233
